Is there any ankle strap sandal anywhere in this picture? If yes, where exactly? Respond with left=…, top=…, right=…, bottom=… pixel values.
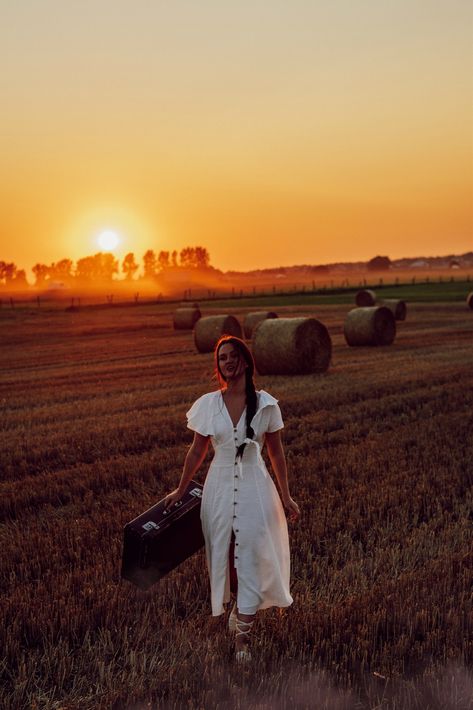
left=235, top=618, right=254, bottom=663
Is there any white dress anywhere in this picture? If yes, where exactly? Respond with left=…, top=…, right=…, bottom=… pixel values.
left=186, top=389, right=293, bottom=616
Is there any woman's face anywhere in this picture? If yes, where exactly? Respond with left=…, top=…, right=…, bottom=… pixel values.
left=217, top=342, right=247, bottom=381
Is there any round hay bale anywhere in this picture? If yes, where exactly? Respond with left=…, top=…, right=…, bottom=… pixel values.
left=252, top=317, right=332, bottom=375
left=194, top=315, right=242, bottom=353
left=355, top=289, right=376, bottom=306
left=243, top=311, right=278, bottom=339
left=344, top=306, right=396, bottom=346
left=467, top=292, right=473, bottom=310
left=378, top=299, right=407, bottom=321
left=173, top=307, right=201, bottom=330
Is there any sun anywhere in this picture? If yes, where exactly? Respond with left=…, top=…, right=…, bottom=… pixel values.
left=97, top=229, right=120, bottom=251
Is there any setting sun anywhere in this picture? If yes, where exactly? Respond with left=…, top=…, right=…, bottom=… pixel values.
left=97, top=230, right=120, bottom=251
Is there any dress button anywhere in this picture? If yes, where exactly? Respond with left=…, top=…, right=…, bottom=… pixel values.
left=233, top=515, right=237, bottom=518
left=234, top=488, right=238, bottom=492
left=235, top=529, right=239, bottom=532
left=234, top=556, right=238, bottom=560
left=235, top=542, right=239, bottom=546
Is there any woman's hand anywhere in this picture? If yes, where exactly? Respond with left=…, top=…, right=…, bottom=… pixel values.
left=163, top=488, right=185, bottom=510
left=282, top=495, right=301, bottom=522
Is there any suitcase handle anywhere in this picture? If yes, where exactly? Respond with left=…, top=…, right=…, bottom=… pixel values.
left=162, top=500, right=183, bottom=516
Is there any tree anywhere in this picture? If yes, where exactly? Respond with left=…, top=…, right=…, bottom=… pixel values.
left=157, top=250, right=170, bottom=272
left=14, top=269, right=28, bottom=287
left=95, top=253, right=119, bottom=281
left=76, top=253, right=118, bottom=282
left=171, top=250, right=178, bottom=267
left=179, top=247, right=195, bottom=268
left=32, top=263, right=50, bottom=286
left=50, top=259, right=73, bottom=280
left=75, top=256, right=95, bottom=281
left=194, top=246, right=210, bottom=269
left=122, top=253, right=139, bottom=280
left=367, top=256, right=392, bottom=271
left=143, top=250, right=157, bottom=279
left=179, top=246, right=210, bottom=269
left=0, top=261, right=19, bottom=284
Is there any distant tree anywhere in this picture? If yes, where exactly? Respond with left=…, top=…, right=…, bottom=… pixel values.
left=122, top=253, right=139, bottom=280
left=13, top=269, right=28, bottom=287
left=157, top=250, right=170, bottom=272
left=76, top=253, right=118, bottom=282
left=96, top=253, right=119, bottom=281
left=0, top=261, right=18, bottom=284
left=179, top=247, right=195, bottom=268
left=50, top=258, right=73, bottom=280
left=367, top=256, right=392, bottom=271
left=143, top=250, right=157, bottom=278
left=32, top=263, right=50, bottom=286
left=194, top=246, right=210, bottom=268
left=179, top=246, right=210, bottom=269
left=171, top=250, right=178, bottom=267
left=75, top=256, right=95, bottom=281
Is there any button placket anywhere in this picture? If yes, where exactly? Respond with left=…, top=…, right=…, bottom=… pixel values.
left=233, top=426, right=239, bottom=565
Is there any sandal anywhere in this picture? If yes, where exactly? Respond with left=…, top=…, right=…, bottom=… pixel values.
left=228, top=601, right=237, bottom=632
left=235, top=618, right=254, bottom=663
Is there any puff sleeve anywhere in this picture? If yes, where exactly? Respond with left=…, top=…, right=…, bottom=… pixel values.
left=266, top=402, right=284, bottom=433
left=186, top=393, right=214, bottom=436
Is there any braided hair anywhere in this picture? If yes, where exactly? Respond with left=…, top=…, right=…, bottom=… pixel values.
left=215, top=336, right=257, bottom=460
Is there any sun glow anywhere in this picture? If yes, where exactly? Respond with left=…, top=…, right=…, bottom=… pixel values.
left=97, top=229, right=120, bottom=251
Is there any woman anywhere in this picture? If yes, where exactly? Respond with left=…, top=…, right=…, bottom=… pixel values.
left=165, top=335, right=300, bottom=661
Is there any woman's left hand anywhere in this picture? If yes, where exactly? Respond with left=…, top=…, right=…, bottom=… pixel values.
left=282, top=496, right=301, bottom=522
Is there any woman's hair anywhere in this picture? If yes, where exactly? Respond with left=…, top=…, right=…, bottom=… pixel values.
left=215, top=336, right=257, bottom=458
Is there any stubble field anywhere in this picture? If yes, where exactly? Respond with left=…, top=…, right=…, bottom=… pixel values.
left=1, top=292, right=472, bottom=709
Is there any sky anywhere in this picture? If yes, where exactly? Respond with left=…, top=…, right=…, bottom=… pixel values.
left=1, top=0, right=472, bottom=276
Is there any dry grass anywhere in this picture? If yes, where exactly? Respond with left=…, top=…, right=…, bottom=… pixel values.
left=0, top=301, right=472, bottom=709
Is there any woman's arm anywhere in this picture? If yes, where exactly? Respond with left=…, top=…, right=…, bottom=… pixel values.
left=164, top=432, right=210, bottom=507
left=265, top=430, right=300, bottom=521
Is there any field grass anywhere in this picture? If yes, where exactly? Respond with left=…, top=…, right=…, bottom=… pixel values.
left=0, top=296, right=472, bottom=709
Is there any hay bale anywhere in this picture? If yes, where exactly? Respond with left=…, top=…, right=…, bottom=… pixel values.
left=378, top=298, right=407, bottom=321
left=252, top=318, right=332, bottom=375
left=344, top=306, right=396, bottom=346
left=194, top=315, right=242, bottom=353
left=173, top=307, right=201, bottom=330
left=467, top=292, right=473, bottom=310
left=243, top=311, right=278, bottom=339
left=355, top=289, right=376, bottom=306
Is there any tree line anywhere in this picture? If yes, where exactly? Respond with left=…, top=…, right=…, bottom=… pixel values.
left=0, top=246, right=212, bottom=287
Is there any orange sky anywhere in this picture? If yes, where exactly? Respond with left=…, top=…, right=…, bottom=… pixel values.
left=1, top=1, right=472, bottom=277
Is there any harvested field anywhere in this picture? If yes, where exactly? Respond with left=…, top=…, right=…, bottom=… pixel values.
left=0, top=298, right=472, bottom=709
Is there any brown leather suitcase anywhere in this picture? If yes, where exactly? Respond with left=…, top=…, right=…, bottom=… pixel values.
left=121, top=481, right=205, bottom=590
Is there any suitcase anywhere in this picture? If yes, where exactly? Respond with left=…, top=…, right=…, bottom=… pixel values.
left=121, top=480, right=205, bottom=590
